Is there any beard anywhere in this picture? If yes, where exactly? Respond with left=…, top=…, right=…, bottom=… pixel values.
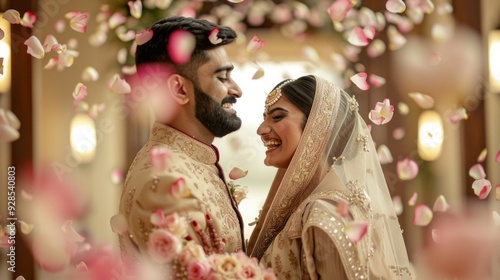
left=194, top=85, right=242, bottom=137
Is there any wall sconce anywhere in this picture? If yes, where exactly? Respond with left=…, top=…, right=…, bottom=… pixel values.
left=0, top=15, right=12, bottom=93
left=70, top=113, right=96, bottom=163
left=418, top=110, right=444, bottom=161
left=489, top=28, right=500, bottom=93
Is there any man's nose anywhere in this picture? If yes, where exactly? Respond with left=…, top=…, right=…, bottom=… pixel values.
left=228, top=80, right=242, bottom=98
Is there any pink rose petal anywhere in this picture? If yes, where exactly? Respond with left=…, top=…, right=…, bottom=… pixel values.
left=61, top=220, right=85, bottom=243
left=377, top=144, right=393, bottom=164
left=449, top=107, right=468, bottom=124
left=363, top=25, right=376, bottom=40
left=433, top=195, right=450, bottom=212
left=347, top=27, right=369, bottom=47
left=2, top=9, right=21, bottom=24
left=147, top=229, right=182, bottom=263
left=408, top=192, right=418, bottom=206
left=469, top=163, right=486, bottom=180
left=170, top=178, right=190, bottom=199
left=108, top=12, right=127, bottom=29
left=409, top=92, right=435, bottom=109
left=75, top=261, right=88, bottom=272
left=477, top=148, right=487, bottom=163
left=393, top=127, right=406, bottom=140
left=496, top=184, right=500, bottom=201
left=386, top=0, right=406, bottom=13
left=19, top=220, right=34, bottom=234
left=229, top=167, right=248, bottom=180
left=336, top=198, right=349, bottom=218
left=250, top=60, right=265, bottom=80
left=495, top=149, right=500, bottom=163
left=110, top=213, right=128, bottom=235
left=72, top=82, right=88, bottom=101
left=472, top=178, right=492, bottom=200
left=369, top=74, right=386, bottom=87
left=350, top=72, right=370, bottom=91
left=413, top=204, right=433, bottom=226
left=167, top=30, right=196, bottom=65
left=367, top=39, right=386, bottom=58
left=135, top=29, right=153, bottom=46
left=387, top=25, right=407, bottom=50
left=246, top=34, right=265, bottom=54
left=436, top=2, right=453, bottom=15
left=397, top=157, right=419, bottom=180
left=82, top=67, right=99, bottom=82
left=55, top=19, right=65, bottom=33
left=345, top=220, right=368, bottom=244
left=493, top=211, right=500, bottom=226
left=111, top=168, right=123, bottom=184
left=208, top=28, right=222, bottom=45
left=431, top=229, right=442, bottom=243
left=108, top=75, right=131, bottom=94
left=20, top=11, right=37, bottom=28
left=149, top=145, right=170, bottom=173
left=327, top=0, right=354, bottom=22
left=398, top=102, right=410, bottom=115
left=392, top=196, right=403, bottom=215
left=117, top=27, right=136, bottom=42
left=128, top=0, right=143, bottom=19
left=24, top=35, right=45, bottom=59
left=68, top=12, right=89, bottom=33
left=369, top=98, right=394, bottom=125
left=42, top=34, right=59, bottom=52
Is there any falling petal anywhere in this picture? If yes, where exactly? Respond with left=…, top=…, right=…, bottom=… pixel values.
left=2, top=9, right=21, bottom=24
left=369, top=74, right=386, bottom=87
left=24, top=35, right=45, bottom=59
left=116, top=27, right=136, bottom=42
left=493, top=211, right=500, bottom=226
left=111, top=169, right=123, bottom=184
left=420, top=0, right=435, bottom=14
left=369, top=99, right=394, bottom=125
left=409, top=92, right=434, bottom=109
left=0, top=115, right=20, bottom=143
left=386, top=0, right=406, bottom=13
left=178, top=7, right=196, bottom=18
left=250, top=60, right=264, bottom=80
left=61, top=220, right=85, bottom=243
left=437, top=2, right=453, bottom=15
left=246, top=34, right=265, bottom=54
left=117, top=48, right=127, bottom=64
left=496, top=185, right=500, bottom=201
left=377, top=144, right=393, bottom=164
left=108, top=75, right=131, bottom=94
left=302, top=46, right=320, bottom=63
left=229, top=167, right=248, bottom=180
left=348, top=27, right=369, bottom=47
left=350, top=72, right=370, bottom=91
left=135, top=29, right=153, bottom=46
left=431, top=229, right=442, bottom=243
left=20, top=11, right=37, bottom=28
left=433, top=195, right=450, bottom=212
left=121, top=65, right=137, bottom=75
left=432, top=23, right=453, bottom=42
left=72, top=83, right=88, bottom=101
left=477, top=148, right=487, bottom=163
left=469, top=163, right=486, bottom=180
left=345, top=220, right=369, bottom=244
left=110, top=214, right=128, bottom=235
left=55, top=20, right=65, bottom=33
left=392, top=196, right=403, bottom=215
left=496, top=149, right=500, bottom=163
left=88, top=103, right=105, bottom=119
left=82, top=67, right=99, bottom=82
left=108, top=12, right=127, bottom=29
left=43, top=34, right=59, bottom=52
left=414, top=204, right=433, bottom=226
left=408, top=192, right=418, bottom=206
left=387, top=25, right=407, bottom=50
left=167, top=30, right=196, bottom=65
left=170, top=178, right=190, bottom=199
left=19, top=220, right=34, bottom=234
left=69, top=12, right=89, bottom=33
left=15, top=277, right=26, bottom=280
left=472, top=178, right=492, bottom=200
left=327, top=0, right=354, bottom=23
left=128, top=0, right=143, bottom=19
left=74, top=261, right=88, bottom=272
left=363, top=25, right=376, bottom=40
left=393, top=127, right=405, bottom=140
left=149, top=145, right=170, bottom=173
left=398, top=102, right=410, bottom=115
left=208, top=28, right=222, bottom=45
left=89, top=31, right=108, bottom=47
left=5, top=109, right=20, bottom=129
left=336, top=198, right=349, bottom=218
left=397, top=157, right=419, bottom=180
left=449, top=107, right=468, bottom=124
left=21, top=189, right=33, bottom=200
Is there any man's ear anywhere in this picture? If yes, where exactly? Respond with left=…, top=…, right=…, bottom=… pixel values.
left=166, top=74, right=191, bottom=105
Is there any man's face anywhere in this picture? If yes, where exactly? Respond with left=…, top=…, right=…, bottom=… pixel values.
left=193, top=48, right=243, bottom=137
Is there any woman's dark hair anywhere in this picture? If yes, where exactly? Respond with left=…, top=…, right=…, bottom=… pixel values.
left=273, top=75, right=316, bottom=122
left=135, top=16, right=237, bottom=82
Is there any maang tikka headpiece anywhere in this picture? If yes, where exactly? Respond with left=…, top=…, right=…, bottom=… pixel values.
left=265, top=79, right=294, bottom=112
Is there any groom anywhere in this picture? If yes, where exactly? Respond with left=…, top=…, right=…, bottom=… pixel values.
left=117, top=16, right=245, bottom=267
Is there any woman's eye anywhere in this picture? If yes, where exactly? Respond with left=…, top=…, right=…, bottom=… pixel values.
left=272, top=115, right=284, bottom=121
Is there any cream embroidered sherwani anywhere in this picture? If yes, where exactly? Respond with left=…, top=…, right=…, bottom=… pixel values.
left=118, top=122, right=245, bottom=265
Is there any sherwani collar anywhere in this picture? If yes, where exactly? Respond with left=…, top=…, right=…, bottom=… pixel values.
left=150, top=122, right=219, bottom=165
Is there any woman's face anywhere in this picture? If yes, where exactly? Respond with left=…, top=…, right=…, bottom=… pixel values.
left=257, top=95, right=305, bottom=168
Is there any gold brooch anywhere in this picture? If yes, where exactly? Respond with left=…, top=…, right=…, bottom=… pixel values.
left=265, top=79, right=294, bottom=111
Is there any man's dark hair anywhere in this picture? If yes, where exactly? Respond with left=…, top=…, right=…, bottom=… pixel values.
left=135, top=16, right=237, bottom=82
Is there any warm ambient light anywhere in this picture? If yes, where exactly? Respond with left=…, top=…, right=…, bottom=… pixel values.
left=0, top=16, right=12, bottom=93
left=418, top=110, right=444, bottom=161
left=70, top=113, right=96, bottom=163
left=489, top=29, right=500, bottom=93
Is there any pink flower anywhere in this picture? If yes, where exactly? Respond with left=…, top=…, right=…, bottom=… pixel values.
left=147, top=229, right=182, bottom=263
left=179, top=242, right=206, bottom=266
left=187, top=259, right=212, bottom=280
left=214, top=254, right=241, bottom=276
left=170, top=177, right=190, bottom=199
left=239, top=261, right=260, bottom=279
left=369, top=98, right=394, bottom=125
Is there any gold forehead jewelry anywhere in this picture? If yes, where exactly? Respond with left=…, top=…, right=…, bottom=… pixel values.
left=265, top=79, right=294, bottom=111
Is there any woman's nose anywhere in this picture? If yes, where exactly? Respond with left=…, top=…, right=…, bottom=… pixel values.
left=257, top=121, right=271, bottom=135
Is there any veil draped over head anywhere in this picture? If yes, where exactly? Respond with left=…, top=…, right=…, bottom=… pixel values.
left=247, top=76, right=412, bottom=279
